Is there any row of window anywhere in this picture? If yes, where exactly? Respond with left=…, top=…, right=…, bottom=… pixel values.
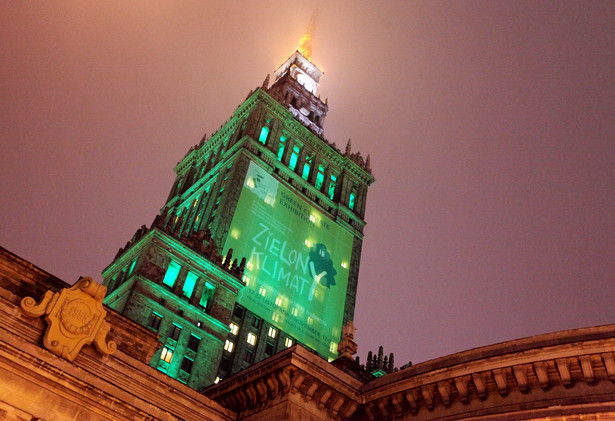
left=150, top=312, right=203, bottom=380
left=160, top=346, right=194, bottom=376
left=223, top=325, right=293, bottom=357
left=258, top=123, right=361, bottom=212
left=285, top=92, right=323, bottom=127
left=148, top=313, right=202, bottom=353
left=161, top=261, right=216, bottom=308
left=258, top=124, right=339, bottom=201
left=171, top=164, right=231, bottom=238
left=172, top=135, right=231, bottom=200
left=219, top=304, right=296, bottom=374
left=107, top=259, right=137, bottom=293
left=227, top=323, right=280, bottom=345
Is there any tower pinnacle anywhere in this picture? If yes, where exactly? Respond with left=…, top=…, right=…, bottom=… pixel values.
left=298, top=5, right=318, bottom=60
left=298, top=24, right=313, bottom=60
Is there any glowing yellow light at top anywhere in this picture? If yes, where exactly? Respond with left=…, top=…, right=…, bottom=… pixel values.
left=298, top=31, right=312, bottom=60
left=298, top=5, right=318, bottom=60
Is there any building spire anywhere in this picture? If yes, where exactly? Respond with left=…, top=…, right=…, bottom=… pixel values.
left=298, top=4, right=319, bottom=60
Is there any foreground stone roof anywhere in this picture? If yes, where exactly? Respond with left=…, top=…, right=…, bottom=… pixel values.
left=359, top=326, right=615, bottom=420
left=201, top=323, right=615, bottom=420
left=2, top=245, right=614, bottom=420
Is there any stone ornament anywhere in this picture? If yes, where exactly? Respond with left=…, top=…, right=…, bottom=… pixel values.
left=338, top=321, right=358, bottom=358
left=21, top=276, right=117, bottom=361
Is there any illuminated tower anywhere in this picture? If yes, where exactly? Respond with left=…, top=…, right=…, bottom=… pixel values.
left=102, top=44, right=374, bottom=386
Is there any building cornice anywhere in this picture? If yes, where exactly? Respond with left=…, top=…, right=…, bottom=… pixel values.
left=205, top=346, right=363, bottom=419
left=358, top=326, right=615, bottom=420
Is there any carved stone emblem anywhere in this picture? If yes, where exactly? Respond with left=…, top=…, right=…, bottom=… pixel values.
left=21, top=277, right=116, bottom=361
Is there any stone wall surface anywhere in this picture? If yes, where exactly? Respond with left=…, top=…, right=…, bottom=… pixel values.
left=0, top=246, right=235, bottom=421
left=2, top=245, right=615, bottom=421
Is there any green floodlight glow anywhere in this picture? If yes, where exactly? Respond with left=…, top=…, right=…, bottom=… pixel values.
left=128, top=260, right=137, bottom=275
left=315, top=165, right=325, bottom=190
left=162, top=261, right=181, bottom=288
left=199, top=282, right=215, bottom=308
left=182, top=272, right=198, bottom=297
left=259, top=126, right=269, bottom=144
left=328, top=175, right=337, bottom=200
left=223, top=161, right=353, bottom=360
left=371, top=369, right=387, bottom=378
left=349, top=191, right=356, bottom=210
left=277, top=136, right=287, bottom=161
left=289, top=145, right=300, bottom=171
left=302, top=158, right=311, bottom=181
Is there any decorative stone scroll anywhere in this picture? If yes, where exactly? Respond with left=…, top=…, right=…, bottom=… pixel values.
left=21, top=277, right=116, bottom=361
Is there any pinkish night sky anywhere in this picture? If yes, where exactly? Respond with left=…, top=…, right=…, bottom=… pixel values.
left=1, top=1, right=614, bottom=367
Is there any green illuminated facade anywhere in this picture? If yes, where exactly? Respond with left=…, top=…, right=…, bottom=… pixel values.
left=102, top=49, right=374, bottom=387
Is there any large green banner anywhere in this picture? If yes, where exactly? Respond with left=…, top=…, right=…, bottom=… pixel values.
left=224, top=161, right=353, bottom=360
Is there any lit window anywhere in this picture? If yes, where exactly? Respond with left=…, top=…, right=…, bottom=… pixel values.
left=224, top=340, right=234, bottom=353
left=182, top=272, right=198, bottom=298
left=328, top=175, right=337, bottom=200
left=247, top=332, right=257, bottom=346
left=277, top=136, right=287, bottom=161
left=229, top=322, right=239, bottom=335
left=215, top=376, right=221, bottom=384
left=160, top=347, right=173, bottom=363
left=275, top=296, right=282, bottom=307
left=285, top=337, right=293, bottom=348
left=289, top=145, right=300, bottom=171
left=268, top=327, right=277, bottom=338
left=349, top=188, right=357, bottom=210
left=199, top=282, right=215, bottom=308
left=259, top=126, right=270, bottom=144
left=302, top=156, right=312, bottom=180
left=259, top=286, right=267, bottom=296
left=169, top=324, right=182, bottom=341
left=307, top=316, right=314, bottom=326
left=180, top=357, right=194, bottom=373
left=291, top=307, right=299, bottom=317
left=148, top=313, right=162, bottom=331
left=162, top=261, right=181, bottom=288
left=128, top=260, right=137, bottom=275
left=187, top=334, right=201, bottom=352
left=330, top=342, right=338, bottom=354
left=315, top=165, right=325, bottom=190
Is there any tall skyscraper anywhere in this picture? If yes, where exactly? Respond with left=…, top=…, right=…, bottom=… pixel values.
left=102, top=43, right=374, bottom=388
